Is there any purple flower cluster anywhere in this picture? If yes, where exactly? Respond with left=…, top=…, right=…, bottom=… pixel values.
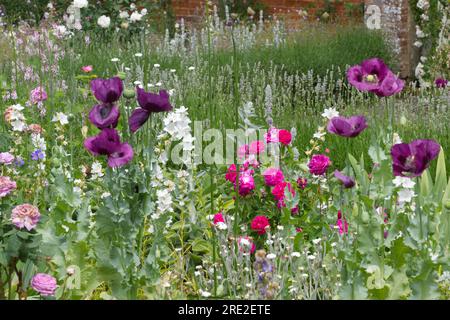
left=347, top=58, right=404, bottom=97
left=129, top=87, right=173, bottom=133
left=84, top=77, right=133, bottom=168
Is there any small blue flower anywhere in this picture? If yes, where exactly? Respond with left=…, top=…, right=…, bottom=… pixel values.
left=14, top=157, right=25, bottom=167
left=31, top=149, right=45, bottom=161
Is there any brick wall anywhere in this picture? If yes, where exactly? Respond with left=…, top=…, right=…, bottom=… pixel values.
left=171, top=0, right=365, bottom=22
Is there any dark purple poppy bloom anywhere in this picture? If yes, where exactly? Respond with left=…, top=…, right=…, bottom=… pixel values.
left=435, top=78, right=448, bottom=88
left=90, top=77, right=123, bottom=104
left=129, top=87, right=173, bottom=133
left=327, top=115, right=367, bottom=138
left=88, top=104, right=120, bottom=129
left=391, top=139, right=440, bottom=177
left=347, top=58, right=404, bottom=97
left=84, top=128, right=133, bottom=168
left=334, top=170, right=355, bottom=188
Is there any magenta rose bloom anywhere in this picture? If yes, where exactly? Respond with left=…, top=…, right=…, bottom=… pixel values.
left=225, top=164, right=237, bottom=183
left=84, top=128, right=133, bottom=168
left=0, top=152, right=15, bottom=165
left=347, top=58, right=404, bottom=97
left=271, top=181, right=295, bottom=208
left=308, top=154, right=331, bottom=175
left=435, top=78, right=448, bottom=88
left=213, top=212, right=225, bottom=225
left=90, top=77, right=123, bottom=104
left=88, top=104, right=120, bottom=129
left=31, top=273, right=57, bottom=296
left=262, top=167, right=284, bottom=187
left=251, top=215, right=270, bottom=235
left=391, top=139, right=440, bottom=177
left=0, top=176, right=17, bottom=198
left=334, top=170, right=355, bottom=188
left=278, top=129, right=292, bottom=145
left=327, top=115, right=367, bottom=138
left=238, top=171, right=255, bottom=196
left=129, top=87, right=173, bottom=133
left=11, top=203, right=40, bottom=231
left=265, top=127, right=280, bottom=143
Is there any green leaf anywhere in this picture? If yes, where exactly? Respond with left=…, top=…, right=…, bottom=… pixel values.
left=368, top=145, right=387, bottom=164
left=191, top=239, right=212, bottom=254
left=339, top=275, right=368, bottom=300
left=434, top=148, right=447, bottom=200
left=420, top=170, right=433, bottom=197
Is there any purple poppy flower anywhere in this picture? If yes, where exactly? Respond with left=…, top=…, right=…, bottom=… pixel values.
left=84, top=128, right=133, bottom=168
left=327, top=115, right=367, bottom=138
left=90, top=77, right=123, bottom=104
left=334, top=170, right=355, bottom=188
left=347, top=58, right=404, bottom=97
left=129, top=87, right=173, bottom=133
left=373, top=72, right=405, bottom=97
left=88, top=104, right=120, bottom=129
left=435, top=78, right=448, bottom=88
left=391, top=139, right=440, bottom=177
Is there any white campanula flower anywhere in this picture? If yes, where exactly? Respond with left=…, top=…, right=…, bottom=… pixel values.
left=51, top=112, right=69, bottom=126
left=91, top=161, right=104, bottom=179
left=393, top=176, right=415, bottom=189
left=321, top=107, right=339, bottom=120
left=291, top=252, right=301, bottom=258
left=97, top=15, right=111, bottom=28
left=398, top=189, right=415, bottom=203
left=266, top=253, right=276, bottom=260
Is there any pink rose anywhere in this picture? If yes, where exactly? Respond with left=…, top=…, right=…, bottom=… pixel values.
left=0, top=176, right=17, bottom=198
left=11, top=203, right=40, bottom=231
left=238, top=171, right=255, bottom=196
left=251, top=215, right=270, bottom=235
left=262, top=167, right=284, bottom=187
left=278, top=129, right=292, bottom=145
left=308, top=154, right=331, bottom=175
left=82, top=65, right=93, bottom=73
left=249, top=140, right=265, bottom=155
left=31, top=273, right=57, bottom=296
left=213, top=212, right=225, bottom=225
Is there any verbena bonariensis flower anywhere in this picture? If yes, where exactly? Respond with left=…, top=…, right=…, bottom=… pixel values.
left=89, top=104, right=120, bottom=129
left=334, top=170, right=355, bottom=188
left=251, top=215, right=270, bottom=235
left=129, top=87, right=173, bottom=133
left=335, top=210, right=348, bottom=235
left=391, top=139, right=440, bottom=177
left=347, top=58, right=404, bottom=97
left=84, top=128, right=134, bottom=168
left=262, top=167, right=284, bottom=187
left=31, top=273, right=57, bottom=296
left=0, top=152, right=14, bottom=165
left=435, top=78, right=448, bottom=88
left=327, top=115, right=367, bottom=138
left=30, top=86, right=48, bottom=104
left=0, top=176, right=17, bottom=198
left=90, top=77, right=123, bottom=104
left=308, top=154, right=331, bottom=175
left=11, top=203, right=40, bottom=231
left=238, top=236, right=256, bottom=254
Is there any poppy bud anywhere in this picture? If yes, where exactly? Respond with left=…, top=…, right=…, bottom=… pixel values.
left=116, top=71, right=126, bottom=80
left=123, top=88, right=135, bottom=99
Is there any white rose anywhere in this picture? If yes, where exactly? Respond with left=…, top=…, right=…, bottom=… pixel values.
left=129, top=12, right=142, bottom=22
left=73, top=0, right=88, bottom=9
left=97, top=15, right=111, bottom=28
left=119, top=11, right=129, bottom=19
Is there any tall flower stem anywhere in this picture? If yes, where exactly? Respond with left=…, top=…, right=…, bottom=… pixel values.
left=205, top=1, right=218, bottom=298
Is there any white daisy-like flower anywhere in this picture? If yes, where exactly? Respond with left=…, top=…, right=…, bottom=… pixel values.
left=51, top=112, right=69, bottom=126
left=321, top=107, right=339, bottom=120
